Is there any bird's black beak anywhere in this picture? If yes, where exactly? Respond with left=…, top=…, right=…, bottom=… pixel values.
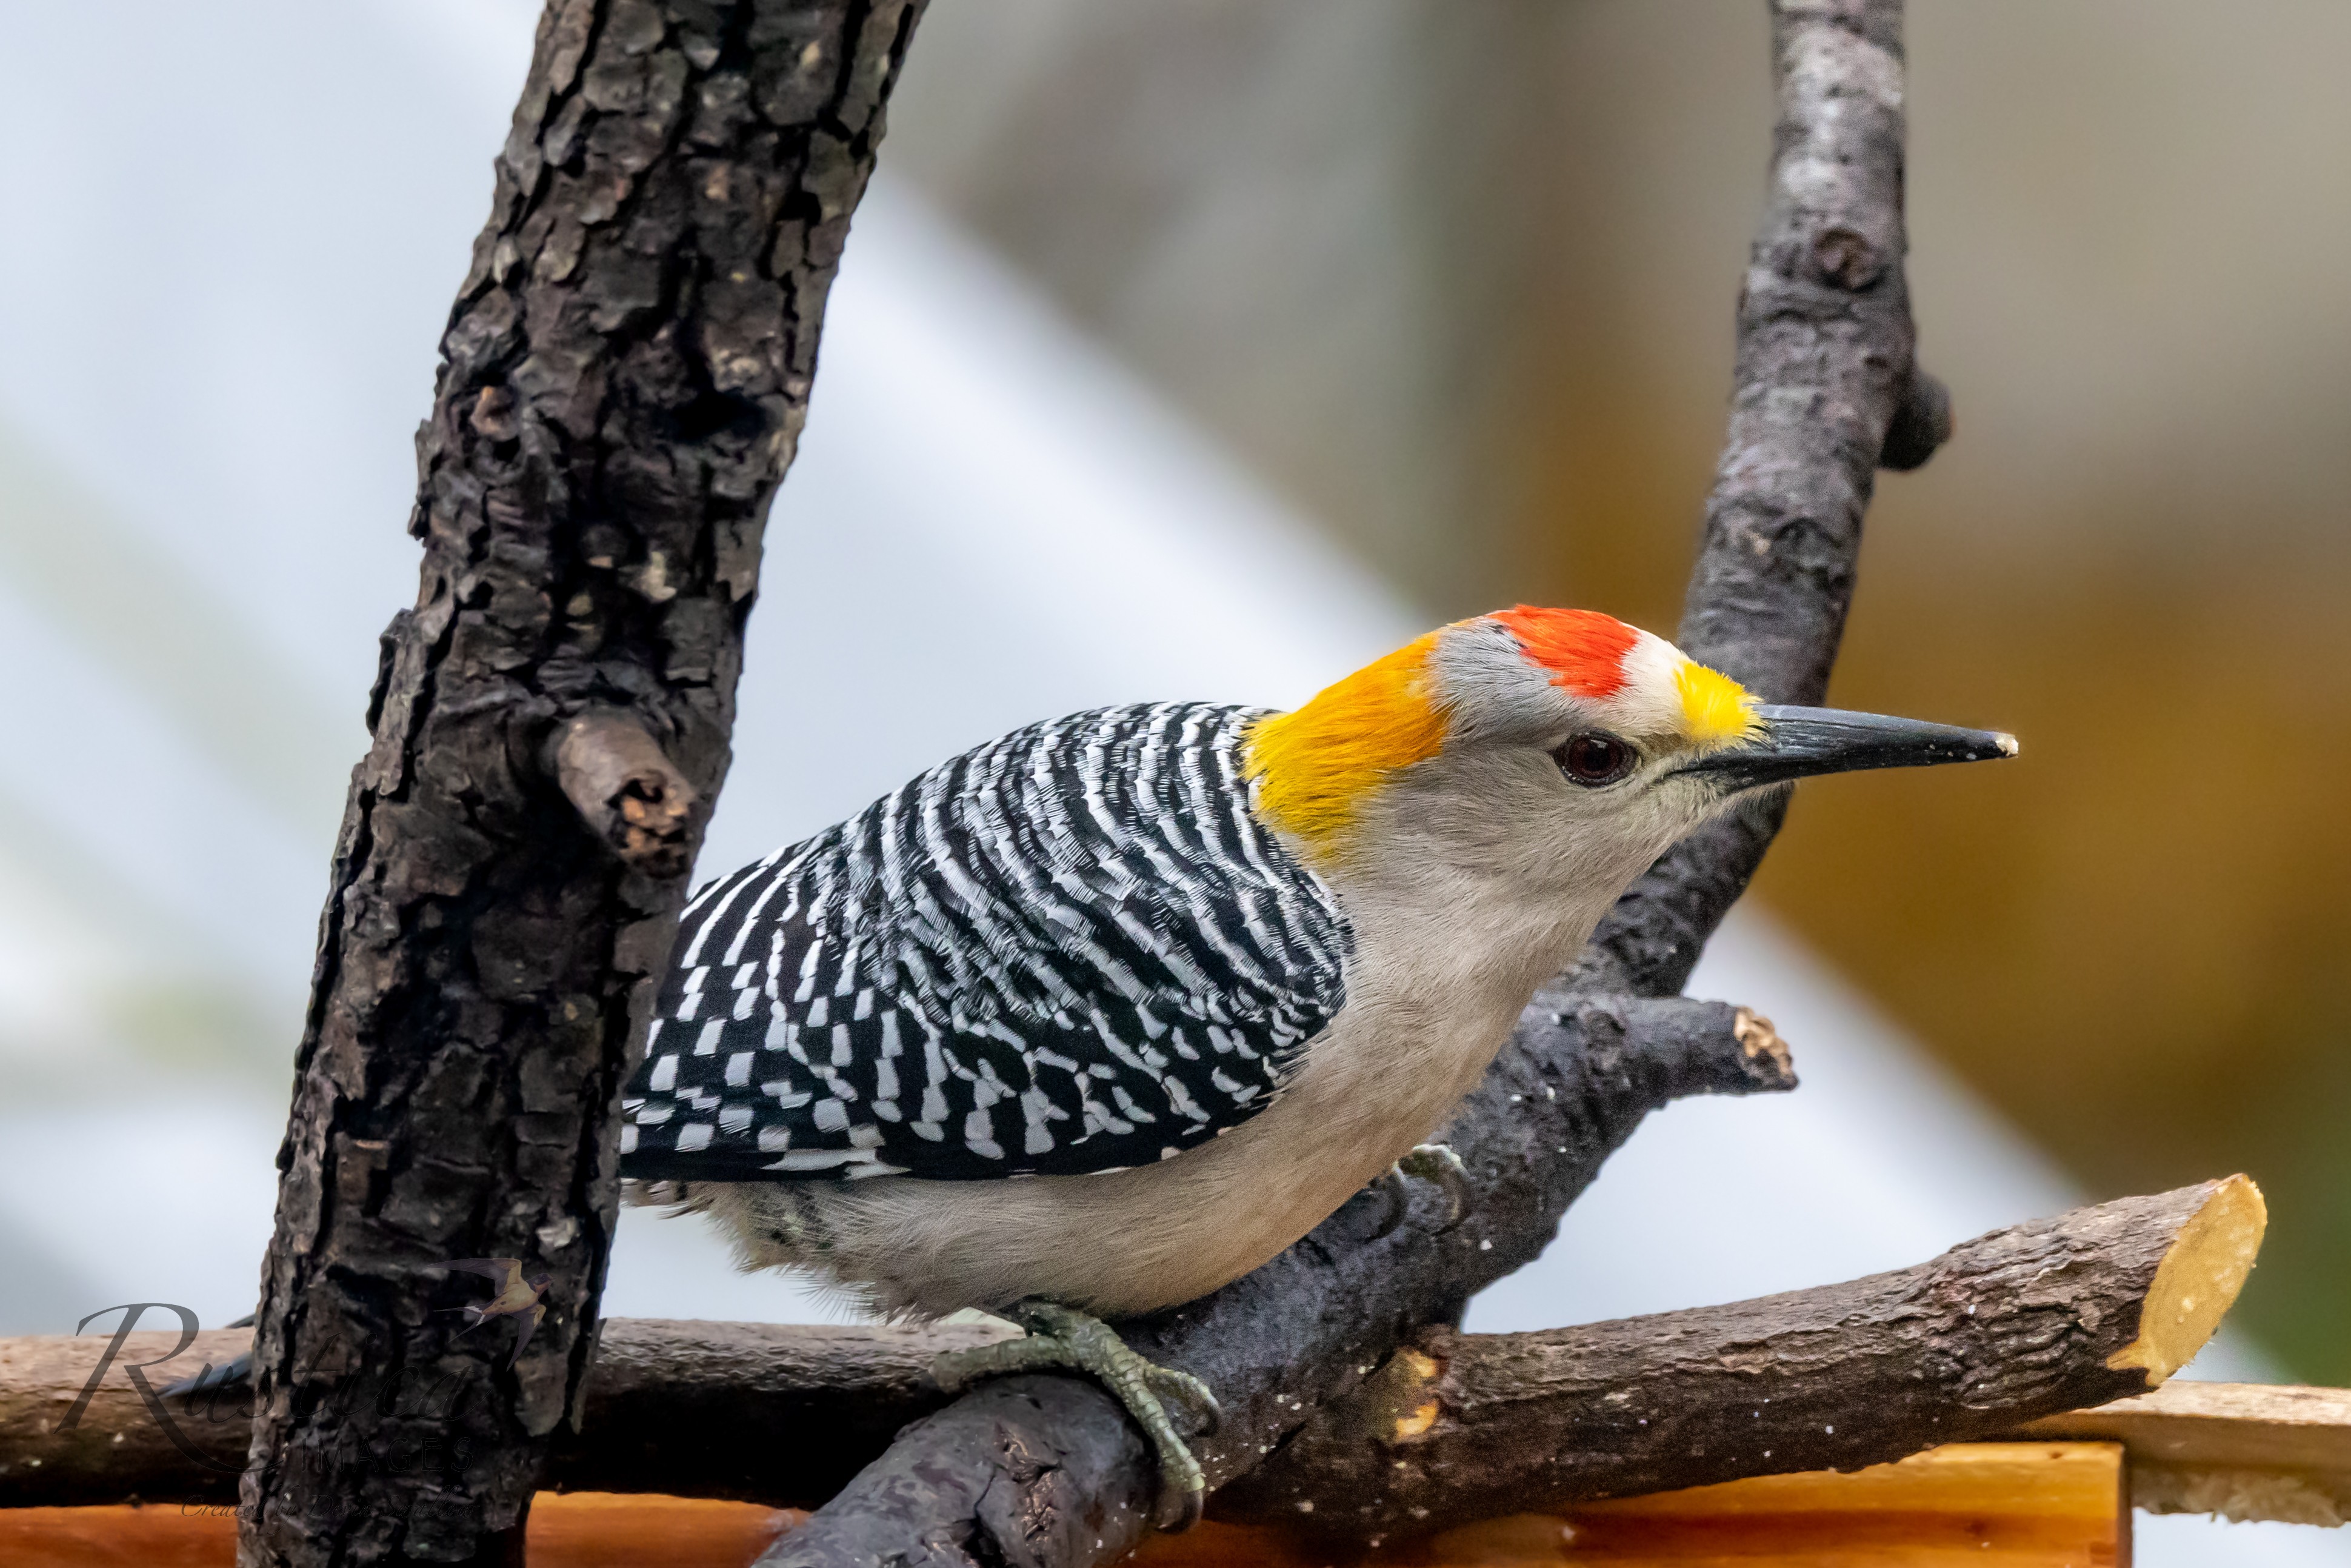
left=1679, top=704, right=2018, bottom=794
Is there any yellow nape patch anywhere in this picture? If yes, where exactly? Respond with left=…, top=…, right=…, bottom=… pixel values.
left=1246, top=635, right=1449, bottom=853
left=1676, top=659, right=1761, bottom=747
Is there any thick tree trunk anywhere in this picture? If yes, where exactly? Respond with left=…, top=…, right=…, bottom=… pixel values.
left=761, top=4, right=1943, bottom=1565
left=238, top=4, right=927, bottom=1564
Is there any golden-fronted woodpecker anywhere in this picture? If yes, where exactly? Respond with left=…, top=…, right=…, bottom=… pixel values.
left=621, top=606, right=2017, bottom=1524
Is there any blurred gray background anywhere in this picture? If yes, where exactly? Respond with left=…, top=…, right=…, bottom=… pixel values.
left=0, top=4, right=2343, bottom=1559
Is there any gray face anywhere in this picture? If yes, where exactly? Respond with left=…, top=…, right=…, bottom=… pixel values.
left=1323, top=619, right=2016, bottom=925
left=1485, top=701, right=2019, bottom=874
left=1373, top=627, right=2015, bottom=905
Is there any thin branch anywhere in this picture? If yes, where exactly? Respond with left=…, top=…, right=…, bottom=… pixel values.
left=555, top=1319, right=1013, bottom=1506
left=762, top=3, right=1938, bottom=1564
left=0, top=1320, right=1013, bottom=1511
left=0, top=1327, right=255, bottom=1507
left=239, top=4, right=930, bottom=1564
left=0, top=1180, right=2265, bottom=1533
left=1220, top=1178, right=2266, bottom=1538
left=1573, top=0, right=1934, bottom=1006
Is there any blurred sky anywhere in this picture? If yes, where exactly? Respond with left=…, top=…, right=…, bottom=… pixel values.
left=0, top=3, right=2341, bottom=1561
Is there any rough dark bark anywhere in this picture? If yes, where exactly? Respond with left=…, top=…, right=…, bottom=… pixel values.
left=1221, top=1180, right=2258, bottom=1538
left=763, top=4, right=1941, bottom=1564
left=238, top=4, right=927, bottom=1564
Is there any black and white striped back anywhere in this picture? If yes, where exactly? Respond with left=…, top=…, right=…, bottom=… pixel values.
left=618, top=703, right=1352, bottom=1183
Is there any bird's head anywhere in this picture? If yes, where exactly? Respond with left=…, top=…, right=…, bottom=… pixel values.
left=1246, top=607, right=2015, bottom=898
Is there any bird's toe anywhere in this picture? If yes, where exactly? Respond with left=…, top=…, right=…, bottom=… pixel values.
left=1143, top=1362, right=1222, bottom=1436
left=929, top=1298, right=1215, bottom=1532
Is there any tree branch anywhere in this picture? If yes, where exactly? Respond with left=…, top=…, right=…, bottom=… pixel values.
left=1, top=1180, right=2263, bottom=1533
left=239, top=4, right=930, bottom=1564
left=762, top=3, right=1936, bottom=1564
left=1573, top=0, right=1934, bottom=1006
left=1220, top=1177, right=2265, bottom=1538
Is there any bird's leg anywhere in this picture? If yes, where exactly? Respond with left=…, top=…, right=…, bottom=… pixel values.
left=932, top=1299, right=1222, bottom=1531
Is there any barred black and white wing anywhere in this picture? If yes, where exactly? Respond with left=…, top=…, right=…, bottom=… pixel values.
left=617, top=704, right=1351, bottom=1183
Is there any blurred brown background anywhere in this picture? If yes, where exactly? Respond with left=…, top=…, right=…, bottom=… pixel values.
left=882, top=0, right=2351, bottom=1377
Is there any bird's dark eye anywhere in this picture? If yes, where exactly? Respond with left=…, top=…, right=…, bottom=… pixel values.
left=1556, top=733, right=1635, bottom=787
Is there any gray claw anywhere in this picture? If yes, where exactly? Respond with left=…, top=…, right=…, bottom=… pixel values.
left=1143, top=1361, right=1222, bottom=1438
left=933, top=1299, right=1214, bottom=1532
left=1366, top=1164, right=1411, bottom=1241
left=1396, top=1142, right=1470, bottom=1231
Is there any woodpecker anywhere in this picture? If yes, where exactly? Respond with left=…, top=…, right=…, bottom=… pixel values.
left=621, top=606, right=2013, bottom=1524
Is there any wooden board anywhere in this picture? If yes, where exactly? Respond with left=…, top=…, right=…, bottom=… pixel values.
left=0, top=1493, right=804, bottom=1568
left=1143, top=1444, right=2127, bottom=1567
left=2019, top=1381, right=2351, bottom=1526
left=0, top=1443, right=2124, bottom=1567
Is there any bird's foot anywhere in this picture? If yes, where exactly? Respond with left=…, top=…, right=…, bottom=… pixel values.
left=932, top=1299, right=1221, bottom=1532
left=1369, top=1143, right=1471, bottom=1239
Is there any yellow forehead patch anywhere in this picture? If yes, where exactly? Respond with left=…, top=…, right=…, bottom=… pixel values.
left=1245, top=633, right=1449, bottom=854
left=1675, top=659, right=1761, bottom=747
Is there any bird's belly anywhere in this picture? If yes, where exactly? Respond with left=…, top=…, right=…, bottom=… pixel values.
left=775, top=992, right=1520, bottom=1318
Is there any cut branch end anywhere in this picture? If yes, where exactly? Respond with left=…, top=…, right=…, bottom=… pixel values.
left=549, top=710, right=698, bottom=879
left=1731, top=1005, right=1792, bottom=1079
left=2104, top=1173, right=2266, bottom=1386
left=1218, top=1179, right=2265, bottom=1540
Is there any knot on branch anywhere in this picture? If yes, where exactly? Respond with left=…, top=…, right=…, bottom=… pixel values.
left=469, top=384, right=520, bottom=442
left=1810, top=225, right=1885, bottom=291
left=547, top=710, right=697, bottom=878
